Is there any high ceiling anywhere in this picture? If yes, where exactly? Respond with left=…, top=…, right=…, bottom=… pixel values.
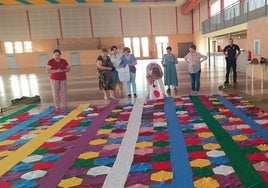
left=0, top=0, right=186, bottom=6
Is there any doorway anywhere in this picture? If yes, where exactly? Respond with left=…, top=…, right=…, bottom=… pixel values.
left=39, top=54, right=48, bottom=67
left=6, top=55, right=17, bottom=69
left=70, top=52, right=80, bottom=66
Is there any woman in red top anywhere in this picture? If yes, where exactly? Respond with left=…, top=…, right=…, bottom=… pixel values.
left=46, top=49, right=70, bottom=111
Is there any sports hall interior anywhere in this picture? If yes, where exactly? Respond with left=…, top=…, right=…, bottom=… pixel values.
left=1, top=0, right=268, bottom=188
left=0, top=0, right=268, bottom=107
left=0, top=0, right=267, bottom=110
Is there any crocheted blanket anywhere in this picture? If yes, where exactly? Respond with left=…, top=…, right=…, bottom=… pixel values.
left=0, top=94, right=268, bottom=188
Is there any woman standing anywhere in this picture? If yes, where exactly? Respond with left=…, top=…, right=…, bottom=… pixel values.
left=110, top=45, right=123, bottom=98
left=184, top=44, right=207, bottom=96
left=162, top=46, right=178, bottom=92
left=46, top=49, right=70, bottom=111
left=121, top=47, right=137, bottom=98
left=97, top=48, right=115, bottom=100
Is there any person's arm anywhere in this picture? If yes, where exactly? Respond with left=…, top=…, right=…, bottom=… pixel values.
left=97, top=60, right=112, bottom=71
left=63, top=65, right=70, bottom=73
left=161, top=55, right=165, bottom=66
left=46, top=64, right=60, bottom=74
left=129, top=55, right=137, bottom=66
left=184, top=53, right=189, bottom=63
left=173, top=55, right=178, bottom=64
left=146, top=81, right=150, bottom=100
left=200, top=53, right=207, bottom=63
left=223, top=46, right=228, bottom=57
left=235, top=45, right=241, bottom=59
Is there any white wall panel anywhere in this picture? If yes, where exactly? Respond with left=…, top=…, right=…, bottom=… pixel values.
left=121, top=7, right=151, bottom=36
left=177, top=8, right=192, bottom=34
left=200, top=0, right=208, bottom=23
left=28, top=8, right=61, bottom=39
left=60, top=7, right=92, bottom=38
left=91, top=7, right=121, bottom=37
left=151, top=7, right=177, bottom=35
left=193, top=8, right=200, bottom=32
left=0, top=9, right=29, bottom=40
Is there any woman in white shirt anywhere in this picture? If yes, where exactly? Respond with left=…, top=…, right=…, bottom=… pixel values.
left=184, top=44, right=207, bottom=96
left=110, top=46, right=123, bottom=98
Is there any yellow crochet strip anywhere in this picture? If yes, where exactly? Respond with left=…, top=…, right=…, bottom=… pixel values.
left=0, top=104, right=89, bottom=176
left=57, top=0, right=78, bottom=3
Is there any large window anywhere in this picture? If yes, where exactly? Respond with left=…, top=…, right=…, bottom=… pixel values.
left=155, top=36, right=168, bottom=59
left=210, top=0, right=220, bottom=16
left=4, top=42, right=14, bottom=54
left=123, top=37, right=149, bottom=58
left=4, top=41, right=32, bottom=54
left=247, top=0, right=266, bottom=11
left=224, top=0, right=239, bottom=8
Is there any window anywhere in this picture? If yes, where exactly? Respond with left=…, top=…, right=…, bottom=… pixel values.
left=254, top=40, right=260, bottom=55
left=4, top=42, right=14, bottom=54
left=123, top=37, right=149, bottom=58
left=124, top=38, right=132, bottom=52
left=224, top=0, right=239, bottom=8
left=4, top=41, right=33, bottom=54
left=24, top=41, right=32, bottom=53
left=141, top=37, right=149, bottom=57
left=155, top=36, right=168, bottom=59
left=14, top=42, right=23, bottom=53
left=210, top=0, right=221, bottom=16
left=132, top=37, right=140, bottom=57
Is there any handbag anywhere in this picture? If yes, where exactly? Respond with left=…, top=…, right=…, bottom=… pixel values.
left=117, top=64, right=130, bottom=82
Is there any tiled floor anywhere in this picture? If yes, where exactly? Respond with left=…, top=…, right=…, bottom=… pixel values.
left=0, top=55, right=267, bottom=114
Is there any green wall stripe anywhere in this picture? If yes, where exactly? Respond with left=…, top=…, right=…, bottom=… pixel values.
left=46, top=0, right=59, bottom=4
left=76, top=0, right=86, bottom=2
left=16, top=0, right=32, bottom=5
left=190, top=96, right=268, bottom=188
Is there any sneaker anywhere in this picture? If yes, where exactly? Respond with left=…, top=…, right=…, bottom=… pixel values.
left=128, top=94, right=131, bottom=98
left=134, top=94, right=137, bottom=98
left=233, top=81, right=237, bottom=84
left=195, top=91, right=199, bottom=95
left=224, top=81, right=229, bottom=84
left=190, top=91, right=195, bottom=96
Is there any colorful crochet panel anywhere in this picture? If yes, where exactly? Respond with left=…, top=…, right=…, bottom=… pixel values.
left=0, top=94, right=268, bottom=188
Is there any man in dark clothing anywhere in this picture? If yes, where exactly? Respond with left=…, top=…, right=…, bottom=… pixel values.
left=223, top=38, right=241, bottom=84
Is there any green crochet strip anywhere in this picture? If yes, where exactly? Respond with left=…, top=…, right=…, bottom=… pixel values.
left=0, top=104, right=37, bottom=123
left=190, top=96, right=268, bottom=188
